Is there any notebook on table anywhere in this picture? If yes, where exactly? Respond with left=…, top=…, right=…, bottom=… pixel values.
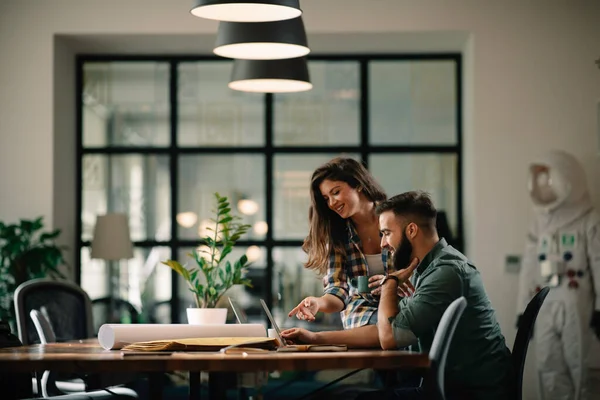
left=121, top=336, right=278, bottom=352
left=259, top=299, right=347, bottom=353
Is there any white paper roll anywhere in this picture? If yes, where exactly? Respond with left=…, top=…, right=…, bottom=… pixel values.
left=98, top=324, right=267, bottom=350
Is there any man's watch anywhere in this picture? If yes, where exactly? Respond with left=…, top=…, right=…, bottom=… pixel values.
left=380, top=274, right=400, bottom=287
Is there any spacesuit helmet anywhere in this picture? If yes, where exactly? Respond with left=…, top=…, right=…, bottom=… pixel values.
left=528, top=150, right=588, bottom=212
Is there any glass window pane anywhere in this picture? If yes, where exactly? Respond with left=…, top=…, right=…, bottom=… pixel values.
left=274, top=61, right=360, bottom=146
left=82, top=155, right=171, bottom=242
left=178, top=62, right=265, bottom=147
left=80, top=246, right=171, bottom=330
left=369, top=154, right=458, bottom=236
left=273, top=154, right=360, bottom=240
left=178, top=155, right=265, bottom=241
left=272, top=247, right=342, bottom=330
left=83, top=62, right=170, bottom=147
left=176, top=247, right=266, bottom=324
left=370, top=60, right=457, bottom=145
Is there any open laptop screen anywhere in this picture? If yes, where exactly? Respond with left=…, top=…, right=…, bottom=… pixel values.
left=259, top=299, right=287, bottom=346
left=228, top=298, right=248, bottom=324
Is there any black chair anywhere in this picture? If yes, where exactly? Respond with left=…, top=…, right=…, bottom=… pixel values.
left=356, top=297, right=467, bottom=400
left=423, top=296, right=468, bottom=400
left=148, top=298, right=191, bottom=323
left=15, top=279, right=138, bottom=398
left=13, top=279, right=93, bottom=397
left=512, top=287, right=549, bottom=400
left=29, top=309, right=138, bottom=399
left=14, top=278, right=94, bottom=345
left=91, top=297, right=140, bottom=332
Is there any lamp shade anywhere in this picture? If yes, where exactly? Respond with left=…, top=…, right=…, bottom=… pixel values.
left=191, top=0, right=301, bottom=22
left=229, top=57, right=312, bottom=93
left=214, top=17, right=309, bottom=60
left=90, top=213, right=134, bottom=261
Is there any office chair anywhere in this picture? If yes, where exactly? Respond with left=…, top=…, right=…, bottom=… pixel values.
left=14, top=279, right=93, bottom=345
left=511, top=287, right=549, bottom=400
left=355, top=297, right=468, bottom=400
left=423, top=296, right=468, bottom=400
left=30, top=309, right=138, bottom=399
left=14, top=279, right=137, bottom=398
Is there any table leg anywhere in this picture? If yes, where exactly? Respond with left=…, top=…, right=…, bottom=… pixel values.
left=35, top=371, right=43, bottom=396
left=208, top=372, right=231, bottom=399
left=189, top=371, right=201, bottom=400
left=148, top=372, right=163, bottom=400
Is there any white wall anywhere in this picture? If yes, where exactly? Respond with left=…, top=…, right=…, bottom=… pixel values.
left=1, top=1, right=599, bottom=397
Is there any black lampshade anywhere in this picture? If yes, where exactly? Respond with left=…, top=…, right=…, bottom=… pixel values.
left=191, top=0, right=302, bottom=22
left=229, top=57, right=312, bottom=93
left=215, top=17, right=309, bottom=60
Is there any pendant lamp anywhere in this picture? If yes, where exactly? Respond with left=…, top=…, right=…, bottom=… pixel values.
left=229, top=57, right=312, bottom=93
left=214, top=17, right=309, bottom=60
left=191, top=0, right=302, bottom=22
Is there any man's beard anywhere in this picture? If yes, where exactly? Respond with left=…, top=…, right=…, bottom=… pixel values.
left=393, top=232, right=413, bottom=270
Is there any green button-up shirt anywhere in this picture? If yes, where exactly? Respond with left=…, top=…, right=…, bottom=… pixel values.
left=392, top=239, right=513, bottom=400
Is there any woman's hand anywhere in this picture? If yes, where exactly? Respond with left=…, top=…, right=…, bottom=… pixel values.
left=368, top=274, right=385, bottom=289
left=288, top=296, right=320, bottom=322
left=281, top=327, right=318, bottom=344
left=368, top=274, right=384, bottom=296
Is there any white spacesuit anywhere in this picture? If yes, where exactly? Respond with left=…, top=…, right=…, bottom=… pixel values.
left=517, top=150, right=600, bottom=400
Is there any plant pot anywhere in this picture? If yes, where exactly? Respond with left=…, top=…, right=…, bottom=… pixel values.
left=186, top=308, right=228, bottom=325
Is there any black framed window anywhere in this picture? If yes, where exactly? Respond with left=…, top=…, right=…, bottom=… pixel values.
left=76, top=54, right=462, bottom=330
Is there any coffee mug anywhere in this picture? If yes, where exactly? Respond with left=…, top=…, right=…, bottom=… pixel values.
left=351, top=275, right=371, bottom=293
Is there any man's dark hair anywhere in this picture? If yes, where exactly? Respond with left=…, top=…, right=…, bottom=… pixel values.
left=375, top=191, right=437, bottom=234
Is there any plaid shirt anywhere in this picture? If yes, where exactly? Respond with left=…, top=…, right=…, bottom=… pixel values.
left=323, top=221, right=393, bottom=329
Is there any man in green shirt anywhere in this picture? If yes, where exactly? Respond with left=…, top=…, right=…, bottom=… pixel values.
left=282, top=191, right=513, bottom=399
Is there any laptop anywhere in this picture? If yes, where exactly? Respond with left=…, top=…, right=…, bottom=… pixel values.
left=259, top=299, right=347, bottom=352
left=259, top=299, right=288, bottom=345
left=228, top=297, right=248, bottom=324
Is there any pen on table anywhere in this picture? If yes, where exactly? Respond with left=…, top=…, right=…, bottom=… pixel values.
left=120, top=351, right=173, bottom=357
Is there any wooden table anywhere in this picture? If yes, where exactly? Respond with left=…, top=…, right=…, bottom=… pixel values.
left=0, top=340, right=430, bottom=399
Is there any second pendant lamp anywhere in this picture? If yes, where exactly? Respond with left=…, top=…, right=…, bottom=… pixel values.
left=214, top=17, right=309, bottom=60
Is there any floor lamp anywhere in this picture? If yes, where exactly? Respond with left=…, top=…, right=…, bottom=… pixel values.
left=91, top=213, right=134, bottom=323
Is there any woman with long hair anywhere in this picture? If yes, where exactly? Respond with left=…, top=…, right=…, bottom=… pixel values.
left=288, top=157, right=405, bottom=329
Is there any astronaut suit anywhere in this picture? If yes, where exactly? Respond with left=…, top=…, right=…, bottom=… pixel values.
left=517, top=150, right=600, bottom=399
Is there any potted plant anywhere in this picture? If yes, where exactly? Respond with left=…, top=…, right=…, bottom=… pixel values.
left=162, top=193, right=253, bottom=325
left=0, top=217, right=67, bottom=327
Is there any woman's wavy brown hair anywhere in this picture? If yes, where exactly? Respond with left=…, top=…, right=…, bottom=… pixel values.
left=302, top=157, right=386, bottom=274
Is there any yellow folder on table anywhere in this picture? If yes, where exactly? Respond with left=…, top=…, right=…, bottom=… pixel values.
left=121, top=337, right=278, bottom=352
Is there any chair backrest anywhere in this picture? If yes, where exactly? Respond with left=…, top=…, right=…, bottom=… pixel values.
left=148, top=298, right=190, bottom=323
left=14, top=279, right=94, bottom=345
left=427, top=296, right=467, bottom=400
left=91, top=297, right=140, bottom=332
left=30, top=309, right=57, bottom=344
left=512, top=286, right=549, bottom=400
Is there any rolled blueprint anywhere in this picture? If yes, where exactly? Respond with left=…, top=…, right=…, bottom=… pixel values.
left=98, top=323, right=266, bottom=350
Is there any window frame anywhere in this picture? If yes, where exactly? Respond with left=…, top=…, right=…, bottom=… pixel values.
left=75, top=53, right=463, bottom=323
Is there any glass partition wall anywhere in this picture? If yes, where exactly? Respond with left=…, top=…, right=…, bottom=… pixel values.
left=77, top=55, right=462, bottom=330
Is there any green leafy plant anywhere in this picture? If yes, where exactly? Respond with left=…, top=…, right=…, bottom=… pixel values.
left=162, top=193, right=253, bottom=308
left=0, top=217, right=67, bottom=323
